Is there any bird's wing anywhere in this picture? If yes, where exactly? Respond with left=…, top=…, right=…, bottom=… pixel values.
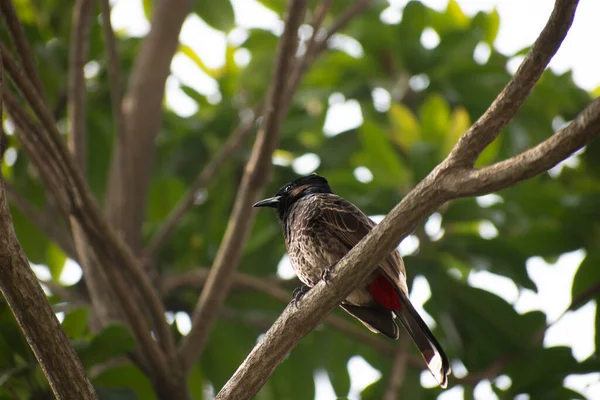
left=317, top=195, right=408, bottom=295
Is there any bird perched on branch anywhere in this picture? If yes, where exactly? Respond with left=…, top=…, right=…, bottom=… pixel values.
left=254, top=174, right=451, bottom=388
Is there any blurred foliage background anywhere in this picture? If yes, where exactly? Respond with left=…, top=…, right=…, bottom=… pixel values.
left=1, top=0, right=599, bottom=399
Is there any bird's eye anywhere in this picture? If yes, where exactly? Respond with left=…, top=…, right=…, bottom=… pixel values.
left=284, top=185, right=292, bottom=192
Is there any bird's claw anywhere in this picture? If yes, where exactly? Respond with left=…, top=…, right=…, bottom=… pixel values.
left=321, top=265, right=333, bottom=284
left=292, top=285, right=310, bottom=308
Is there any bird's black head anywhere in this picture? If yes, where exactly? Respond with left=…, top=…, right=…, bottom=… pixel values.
left=253, top=174, right=333, bottom=219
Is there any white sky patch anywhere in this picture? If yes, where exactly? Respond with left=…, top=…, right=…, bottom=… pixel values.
left=353, top=166, right=374, bottom=183
left=231, top=0, right=282, bottom=33
left=424, top=212, right=444, bottom=241
left=111, top=0, right=149, bottom=37
left=59, top=259, right=83, bottom=285
left=437, top=385, right=464, bottom=400
left=544, top=301, right=596, bottom=361
left=451, top=359, right=468, bottom=379
left=31, top=263, right=51, bottom=281
left=473, top=42, right=491, bottom=65
left=164, top=76, right=198, bottom=117
left=175, top=311, right=192, bottom=335
left=55, top=311, right=65, bottom=323
left=408, top=74, right=430, bottom=92
left=3, top=148, right=17, bottom=167
left=515, top=250, right=585, bottom=322
left=371, top=87, right=391, bottom=112
left=323, top=99, right=364, bottom=136
left=495, top=374, right=512, bottom=391
left=347, top=356, right=382, bottom=400
left=420, top=27, right=441, bottom=50
left=277, top=254, right=296, bottom=280
left=314, top=370, right=337, bottom=400
left=564, top=373, right=600, bottom=400
left=478, top=220, right=499, bottom=240
left=468, top=270, right=519, bottom=304
left=328, top=34, right=364, bottom=58
left=474, top=380, right=499, bottom=400
left=476, top=194, right=503, bottom=207
left=292, top=153, right=321, bottom=175
left=180, top=15, right=226, bottom=70
left=399, top=235, right=420, bottom=256
left=165, top=311, right=175, bottom=325
left=410, top=276, right=435, bottom=328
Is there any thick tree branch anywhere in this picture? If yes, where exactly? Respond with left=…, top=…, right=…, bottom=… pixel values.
left=450, top=97, right=600, bottom=196
left=215, top=1, right=588, bottom=397
left=178, top=0, right=309, bottom=372
left=0, top=47, right=97, bottom=400
left=98, top=0, right=125, bottom=141
left=447, top=0, right=579, bottom=167
left=1, top=20, right=182, bottom=397
left=143, top=110, right=257, bottom=258
left=105, top=0, right=191, bottom=253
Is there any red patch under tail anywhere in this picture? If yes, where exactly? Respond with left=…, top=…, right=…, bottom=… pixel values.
left=368, top=274, right=403, bottom=310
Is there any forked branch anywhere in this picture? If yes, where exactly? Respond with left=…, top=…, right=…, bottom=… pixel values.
left=216, top=0, right=588, bottom=398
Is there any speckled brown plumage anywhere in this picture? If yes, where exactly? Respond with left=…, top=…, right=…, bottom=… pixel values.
left=254, top=174, right=451, bottom=388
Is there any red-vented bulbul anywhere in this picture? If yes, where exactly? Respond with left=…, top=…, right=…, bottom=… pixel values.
left=254, top=174, right=451, bottom=388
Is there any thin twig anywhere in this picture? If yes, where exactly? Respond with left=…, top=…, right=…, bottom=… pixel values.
left=98, top=0, right=125, bottom=141
left=143, top=109, right=258, bottom=258
left=215, top=1, right=585, bottom=397
left=385, top=336, right=410, bottom=400
left=178, top=0, right=309, bottom=373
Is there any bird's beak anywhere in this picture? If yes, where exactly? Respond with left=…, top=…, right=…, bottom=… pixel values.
left=253, top=196, right=281, bottom=208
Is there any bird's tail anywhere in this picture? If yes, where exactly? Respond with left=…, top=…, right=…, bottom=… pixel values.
left=394, top=290, right=451, bottom=388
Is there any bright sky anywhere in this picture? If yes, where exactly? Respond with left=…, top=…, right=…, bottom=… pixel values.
left=45, top=1, right=600, bottom=399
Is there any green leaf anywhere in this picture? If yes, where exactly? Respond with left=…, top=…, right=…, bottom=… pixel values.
left=472, top=9, right=500, bottom=45
left=442, top=106, right=470, bottom=156
left=179, top=44, right=223, bottom=78
left=96, top=387, right=140, bottom=400
left=61, top=308, right=89, bottom=339
left=389, top=103, right=421, bottom=150
left=93, top=365, right=156, bottom=400
left=571, top=251, right=600, bottom=309
left=142, top=0, right=152, bottom=21
left=80, top=325, right=136, bottom=367
left=419, top=94, right=451, bottom=142
left=195, top=0, right=235, bottom=32
left=147, top=177, right=186, bottom=224
left=355, top=121, right=410, bottom=188
left=47, top=243, right=67, bottom=281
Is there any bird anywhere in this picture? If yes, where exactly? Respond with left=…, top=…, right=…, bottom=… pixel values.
left=254, top=174, right=451, bottom=388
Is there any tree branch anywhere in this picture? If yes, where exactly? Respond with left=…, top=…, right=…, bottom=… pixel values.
left=98, top=0, right=125, bottom=141
left=447, top=0, right=579, bottom=167
left=215, top=1, right=587, bottom=397
left=1, top=18, right=183, bottom=397
left=177, top=0, right=309, bottom=372
left=384, top=336, right=410, bottom=400
left=0, top=45, right=97, bottom=400
left=144, top=0, right=376, bottom=259
left=105, top=0, right=191, bottom=253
